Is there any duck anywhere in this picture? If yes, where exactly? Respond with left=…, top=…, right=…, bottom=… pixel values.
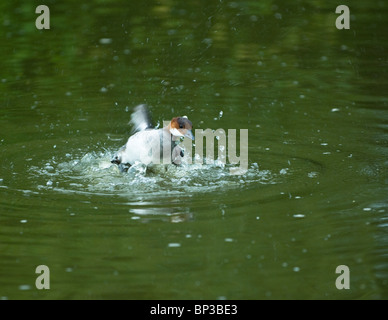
left=111, top=104, right=194, bottom=172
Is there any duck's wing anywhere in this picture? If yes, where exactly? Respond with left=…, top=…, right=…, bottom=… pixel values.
left=130, top=104, right=154, bottom=134
left=111, top=105, right=154, bottom=167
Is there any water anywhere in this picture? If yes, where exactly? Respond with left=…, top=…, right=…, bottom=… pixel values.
left=1, top=0, right=387, bottom=299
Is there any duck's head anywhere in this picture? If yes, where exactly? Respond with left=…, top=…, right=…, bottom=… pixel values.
left=168, top=116, right=195, bottom=140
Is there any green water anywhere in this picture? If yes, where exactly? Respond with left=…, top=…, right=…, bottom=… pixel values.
left=1, top=0, right=387, bottom=300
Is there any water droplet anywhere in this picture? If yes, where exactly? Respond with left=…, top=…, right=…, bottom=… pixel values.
left=168, top=243, right=181, bottom=248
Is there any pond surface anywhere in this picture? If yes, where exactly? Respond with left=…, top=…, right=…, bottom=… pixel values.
left=0, top=0, right=387, bottom=299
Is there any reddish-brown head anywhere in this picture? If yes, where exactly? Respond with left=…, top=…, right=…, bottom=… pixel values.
left=169, top=117, right=194, bottom=140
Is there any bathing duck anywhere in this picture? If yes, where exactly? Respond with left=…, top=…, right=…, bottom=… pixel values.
left=111, top=104, right=194, bottom=171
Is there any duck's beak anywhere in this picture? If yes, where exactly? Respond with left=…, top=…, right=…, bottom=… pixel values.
left=185, top=129, right=195, bottom=140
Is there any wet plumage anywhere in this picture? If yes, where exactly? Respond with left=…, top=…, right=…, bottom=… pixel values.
left=111, top=105, right=194, bottom=172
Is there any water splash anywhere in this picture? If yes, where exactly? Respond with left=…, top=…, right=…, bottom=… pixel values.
left=30, top=149, right=276, bottom=197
